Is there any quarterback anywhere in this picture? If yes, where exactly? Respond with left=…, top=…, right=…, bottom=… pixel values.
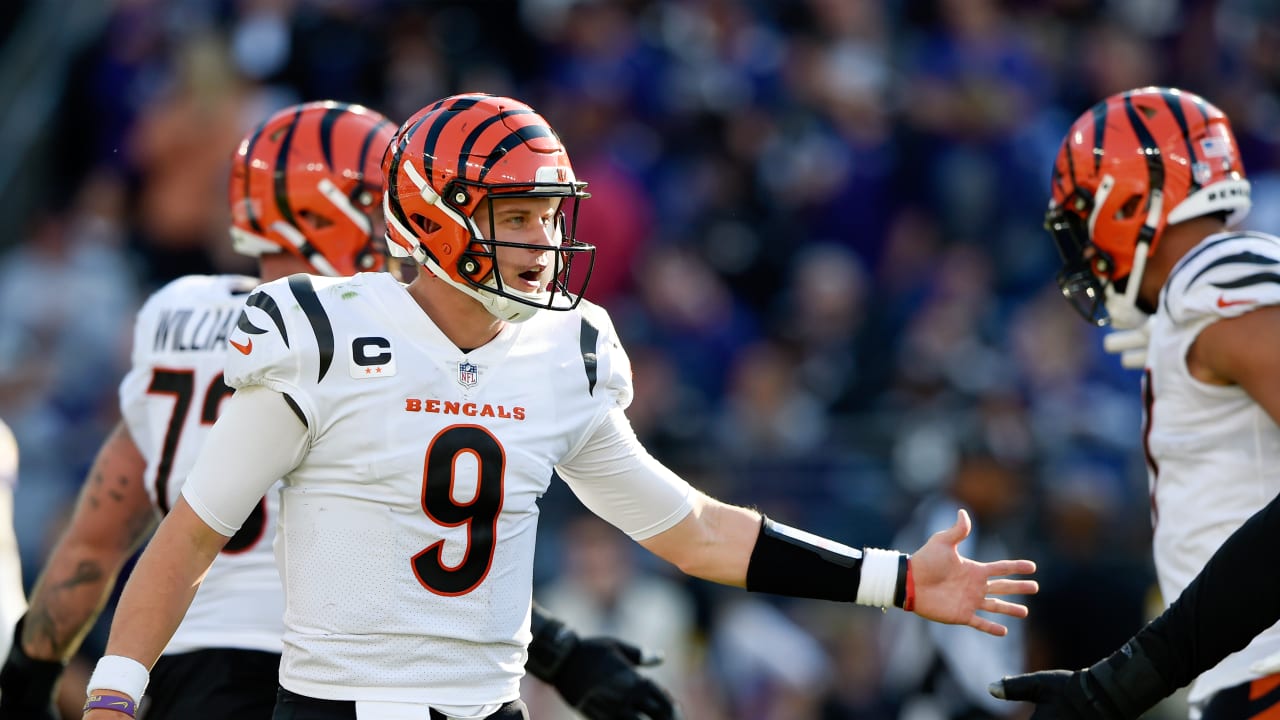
left=82, top=94, right=1037, bottom=720
left=993, top=87, right=1280, bottom=719
left=0, top=102, right=674, bottom=720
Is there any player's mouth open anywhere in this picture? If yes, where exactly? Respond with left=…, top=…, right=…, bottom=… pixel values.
left=515, top=267, right=545, bottom=289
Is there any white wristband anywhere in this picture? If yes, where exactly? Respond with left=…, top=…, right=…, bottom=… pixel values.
left=854, top=548, right=901, bottom=608
left=86, top=655, right=149, bottom=704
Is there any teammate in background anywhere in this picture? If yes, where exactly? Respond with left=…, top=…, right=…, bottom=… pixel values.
left=81, top=93, right=1037, bottom=720
left=997, top=86, right=1277, bottom=719
left=0, top=102, right=676, bottom=720
left=0, top=419, right=25, bottom=659
left=990, top=468, right=1280, bottom=719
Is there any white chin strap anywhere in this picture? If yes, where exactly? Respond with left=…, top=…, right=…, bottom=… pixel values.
left=421, top=254, right=548, bottom=323
left=1098, top=180, right=1163, bottom=330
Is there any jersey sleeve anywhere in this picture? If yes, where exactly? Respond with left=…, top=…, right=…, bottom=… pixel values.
left=1164, top=233, right=1280, bottom=326
left=556, top=408, right=694, bottom=540
left=182, top=385, right=308, bottom=535
left=223, top=275, right=325, bottom=426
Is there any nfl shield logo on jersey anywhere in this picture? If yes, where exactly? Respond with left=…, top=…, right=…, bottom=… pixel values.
left=458, top=360, right=479, bottom=388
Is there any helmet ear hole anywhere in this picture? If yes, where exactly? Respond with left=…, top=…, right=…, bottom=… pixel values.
left=298, top=209, right=334, bottom=230
left=1117, top=194, right=1143, bottom=220
left=411, top=213, right=441, bottom=236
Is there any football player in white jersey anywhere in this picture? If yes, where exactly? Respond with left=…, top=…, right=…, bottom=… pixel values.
left=80, top=94, right=1038, bottom=720
left=990, top=87, right=1280, bottom=719
left=0, top=418, right=25, bottom=659
left=989, top=449, right=1280, bottom=719
left=0, top=102, right=677, bottom=720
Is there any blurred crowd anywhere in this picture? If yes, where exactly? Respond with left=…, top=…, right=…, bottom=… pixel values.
left=4, top=0, right=1280, bottom=718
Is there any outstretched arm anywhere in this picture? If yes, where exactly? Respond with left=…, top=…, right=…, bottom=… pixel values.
left=991, top=485, right=1280, bottom=718
left=0, top=422, right=155, bottom=716
left=559, top=409, right=1036, bottom=637
left=642, top=494, right=1037, bottom=637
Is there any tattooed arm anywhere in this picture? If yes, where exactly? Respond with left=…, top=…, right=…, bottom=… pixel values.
left=0, top=421, right=156, bottom=713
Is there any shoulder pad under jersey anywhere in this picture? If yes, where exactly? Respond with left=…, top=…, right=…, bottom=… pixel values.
left=1162, top=231, right=1280, bottom=325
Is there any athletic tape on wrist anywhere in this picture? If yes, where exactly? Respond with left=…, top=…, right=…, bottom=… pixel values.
left=855, top=548, right=902, bottom=608
left=86, top=655, right=148, bottom=708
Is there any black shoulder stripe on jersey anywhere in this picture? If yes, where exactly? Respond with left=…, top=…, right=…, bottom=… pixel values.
left=238, top=291, right=289, bottom=347
left=1183, top=251, right=1279, bottom=290
left=282, top=392, right=308, bottom=428
left=1163, top=233, right=1257, bottom=315
left=287, top=274, right=334, bottom=383
left=579, top=316, right=600, bottom=396
left=1211, top=272, right=1280, bottom=291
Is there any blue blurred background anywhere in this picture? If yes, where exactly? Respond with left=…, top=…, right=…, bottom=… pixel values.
left=5, top=0, right=1280, bottom=718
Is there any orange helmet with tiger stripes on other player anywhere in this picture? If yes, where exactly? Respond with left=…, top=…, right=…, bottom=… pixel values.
left=1046, top=87, right=1251, bottom=327
left=229, top=101, right=397, bottom=276
left=381, top=93, right=595, bottom=323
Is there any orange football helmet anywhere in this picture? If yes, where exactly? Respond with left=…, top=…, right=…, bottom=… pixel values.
left=229, top=101, right=396, bottom=276
left=1046, top=87, right=1251, bottom=326
left=382, top=93, right=594, bottom=322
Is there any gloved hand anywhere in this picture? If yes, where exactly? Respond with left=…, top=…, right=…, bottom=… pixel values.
left=989, top=639, right=1169, bottom=720
left=552, top=636, right=677, bottom=720
left=1102, top=318, right=1150, bottom=370
left=0, top=615, right=63, bottom=720
left=989, top=668, right=1118, bottom=719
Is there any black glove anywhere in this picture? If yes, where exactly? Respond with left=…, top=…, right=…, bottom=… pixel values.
left=526, top=612, right=677, bottom=720
left=554, top=636, right=677, bottom=720
left=989, top=640, right=1170, bottom=720
left=0, top=615, right=63, bottom=720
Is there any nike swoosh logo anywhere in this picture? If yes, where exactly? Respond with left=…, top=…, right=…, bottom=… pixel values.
left=229, top=337, right=253, bottom=355
left=1216, top=294, right=1255, bottom=309
left=109, top=701, right=132, bottom=708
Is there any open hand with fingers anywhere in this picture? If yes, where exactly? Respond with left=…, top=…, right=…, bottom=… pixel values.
left=908, top=509, right=1038, bottom=636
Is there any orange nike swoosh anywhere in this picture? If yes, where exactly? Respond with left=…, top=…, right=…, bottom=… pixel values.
left=1216, top=295, right=1255, bottom=309
left=229, top=337, right=253, bottom=355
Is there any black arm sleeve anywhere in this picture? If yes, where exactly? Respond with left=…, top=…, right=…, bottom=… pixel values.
left=1137, top=490, right=1280, bottom=689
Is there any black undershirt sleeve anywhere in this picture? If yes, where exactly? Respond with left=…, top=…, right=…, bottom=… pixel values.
left=1137, top=489, right=1280, bottom=690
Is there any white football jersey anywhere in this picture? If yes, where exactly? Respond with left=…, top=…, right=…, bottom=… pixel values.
left=215, top=271, right=689, bottom=706
left=118, top=274, right=285, bottom=655
left=1146, top=230, right=1280, bottom=704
